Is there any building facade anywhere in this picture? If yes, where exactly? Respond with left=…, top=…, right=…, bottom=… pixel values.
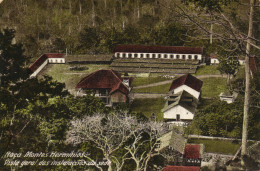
left=114, top=45, right=203, bottom=61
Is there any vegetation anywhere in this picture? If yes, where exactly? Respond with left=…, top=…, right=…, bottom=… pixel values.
left=133, top=83, right=171, bottom=94
left=130, top=98, right=165, bottom=121
left=188, top=138, right=241, bottom=155
left=195, top=65, right=220, bottom=75
left=132, top=77, right=171, bottom=87
left=41, top=64, right=110, bottom=93
left=201, top=77, right=227, bottom=98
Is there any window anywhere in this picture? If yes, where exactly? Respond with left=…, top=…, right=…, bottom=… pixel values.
left=152, top=54, right=156, bottom=58
left=158, top=54, right=161, bottom=58
left=188, top=55, right=192, bottom=59
left=122, top=53, right=126, bottom=58
left=134, top=53, right=138, bottom=57
left=182, top=55, right=185, bottom=59
left=50, top=59, right=53, bottom=63
left=176, top=55, right=180, bottom=59
left=194, top=55, right=198, bottom=60
left=146, top=54, right=150, bottom=58
left=170, top=55, right=174, bottom=59
left=128, top=53, right=132, bottom=58
left=176, top=114, right=180, bottom=121
left=140, top=54, right=144, bottom=58
left=164, top=54, right=168, bottom=58
left=116, top=53, right=120, bottom=57
left=56, top=59, right=58, bottom=63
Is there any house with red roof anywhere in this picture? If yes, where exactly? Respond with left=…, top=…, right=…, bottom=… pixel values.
left=114, top=44, right=203, bottom=62
left=28, top=53, right=65, bottom=77
left=168, top=74, right=203, bottom=99
left=183, top=144, right=204, bottom=166
left=162, top=74, right=202, bottom=124
left=210, top=53, right=219, bottom=64
left=75, top=69, right=132, bottom=106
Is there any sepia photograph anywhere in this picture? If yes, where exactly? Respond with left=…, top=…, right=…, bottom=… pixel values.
left=0, top=0, right=259, bottom=170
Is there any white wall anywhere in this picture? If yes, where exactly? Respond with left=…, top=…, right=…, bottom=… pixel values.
left=48, top=58, right=65, bottom=63
left=239, top=60, right=245, bottom=65
left=164, top=105, right=194, bottom=120
left=210, top=58, right=219, bottom=64
left=115, top=52, right=202, bottom=60
left=30, top=60, right=48, bottom=78
left=173, top=85, right=200, bottom=99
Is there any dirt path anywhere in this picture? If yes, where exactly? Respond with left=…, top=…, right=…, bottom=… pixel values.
left=134, top=74, right=226, bottom=89
left=131, top=93, right=167, bottom=99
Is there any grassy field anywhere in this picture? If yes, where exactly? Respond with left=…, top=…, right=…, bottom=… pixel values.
left=188, top=138, right=241, bottom=155
left=40, top=64, right=110, bottom=94
left=201, top=77, right=228, bottom=98
left=195, top=65, right=221, bottom=75
left=130, top=98, right=165, bottom=121
left=132, top=77, right=172, bottom=87
left=133, top=83, right=172, bottom=94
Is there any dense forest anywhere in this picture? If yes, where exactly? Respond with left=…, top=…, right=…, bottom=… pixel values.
left=0, top=0, right=259, bottom=61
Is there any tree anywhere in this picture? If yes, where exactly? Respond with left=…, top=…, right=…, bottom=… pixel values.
left=66, top=113, right=169, bottom=171
left=0, top=29, right=28, bottom=87
left=217, top=56, right=239, bottom=90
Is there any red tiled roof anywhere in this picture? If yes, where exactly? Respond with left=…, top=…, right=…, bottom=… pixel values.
left=210, top=53, right=217, bottom=59
left=45, top=53, right=64, bottom=58
left=162, top=166, right=200, bottom=171
left=75, top=69, right=129, bottom=95
left=28, top=54, right=48, bottom=73
left=169, top=74, right=203, bottom=92
left=249, top=56, right=257, bottom=75
left=184, top=144, right=201, bottom=159
left=28, top=53, right=64, bottom=73
left=114, top=45, right=203, bottom=54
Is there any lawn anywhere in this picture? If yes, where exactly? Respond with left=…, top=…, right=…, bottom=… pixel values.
left=130, top=98, right=166, bottom=121
left=40, top=64, right=110, bottom=94
left=201, top=77, right=228, bottom=98
left=195, top=65, right=221, bottom=75
left=133, top=83, right=172, bottom=94
left=188, top=138, right=241, bottom=155
left=132, top=77, right=172, bottom=87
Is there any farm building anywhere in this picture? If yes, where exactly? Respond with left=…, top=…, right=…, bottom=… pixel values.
left=210, top=54, right=219, bottom=64
left=28, top=53, right=65, bottom=77
left=114, top=44, right=203, bottom=61
left=161, top=166, right=200, bottom=171
left=168, top=74, right=203, bottom=99
left=162, top=90, right=198, bottom=125
left=75, top=69, right=132, bottom=106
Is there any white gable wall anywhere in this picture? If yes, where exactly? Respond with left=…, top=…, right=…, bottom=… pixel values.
left=164, top=105, right=194, bottom=120
left=173, top=85, right=200, bottom=99
left=30, top=60, right=48, bottom=78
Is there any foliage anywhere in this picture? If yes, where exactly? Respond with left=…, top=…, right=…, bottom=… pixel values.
left=187, top=97, right=259, bottom=139
left=66, top=113, right=169, bottom=171
left=0, top=29, right=29, bottom=86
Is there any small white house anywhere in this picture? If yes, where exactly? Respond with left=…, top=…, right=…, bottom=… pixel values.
left=163, top=91, right=198, bottom=125
left=219, top=92, right=238, bottom=104
left=168, top=74, right=203, bottom=99
left=210, top=54, right=219, bottom=65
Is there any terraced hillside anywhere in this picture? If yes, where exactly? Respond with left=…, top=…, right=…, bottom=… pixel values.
left=111, top=58, right=199, bottom=74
